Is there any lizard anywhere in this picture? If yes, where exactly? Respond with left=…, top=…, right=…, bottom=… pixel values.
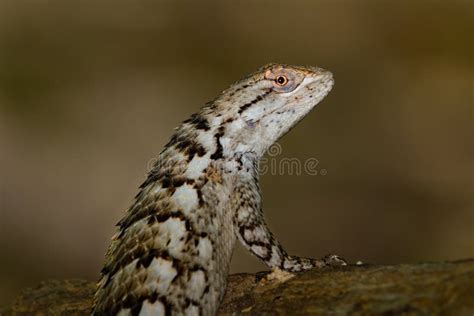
left=93, top=63, right=346, bottom=316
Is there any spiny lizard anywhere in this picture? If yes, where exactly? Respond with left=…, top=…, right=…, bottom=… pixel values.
left=93, top=63, right=346, bottom=315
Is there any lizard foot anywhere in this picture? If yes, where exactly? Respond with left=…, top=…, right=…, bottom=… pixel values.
left=323, top=254, right=347, bottom=266
left=311, top=254, right=347, bottom=268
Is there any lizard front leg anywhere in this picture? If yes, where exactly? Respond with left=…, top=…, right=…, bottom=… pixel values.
left=232, top=171, right=346, bottom=272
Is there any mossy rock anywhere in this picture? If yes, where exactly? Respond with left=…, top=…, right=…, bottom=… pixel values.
left=2, top=260, right=473, bottom=315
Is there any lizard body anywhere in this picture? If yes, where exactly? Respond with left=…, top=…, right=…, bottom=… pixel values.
left=93, top=63, right=345, bottom=315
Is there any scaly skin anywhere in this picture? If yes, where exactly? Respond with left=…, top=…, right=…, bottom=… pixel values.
left=93, top=63, right=346, bottom=315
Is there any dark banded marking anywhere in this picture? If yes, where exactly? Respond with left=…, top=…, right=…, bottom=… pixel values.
left=228, top=83, right=250, bottom=97
left=131, top=177, right=196, bottom=231
left=107, top=211, right=200, bottom=286
left=238, top=89, right=272, bottom=114
left=117, top=203, right=163, bottom=237
left=136, top=249, right=172, bottom=269
left=140, top=170, right=162, bottom=189
left=210, top=126, right=225, bottom=160
left=186, top=142, right=206, bottom=161
left=165, top=133, right=179, bottom=147
left=183, top=113, right=210, bottom=131
left=140, top=168, right=175, bottom=190
left=201, top=284, right=210, bottom=299
left=120, top=174, right=197, bottom=235
left=238, top=225, right=287, bottom=263
left=123, top=292, right=173, bottom=316
left=184, top=298, right=202, bottom=315
left=196, top=187, right=205, bottom=207
left=175, top=138, right=207, bottom=161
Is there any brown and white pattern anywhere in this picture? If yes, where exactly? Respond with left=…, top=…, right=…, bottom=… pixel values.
left=93, top=64, right=346, bottom=315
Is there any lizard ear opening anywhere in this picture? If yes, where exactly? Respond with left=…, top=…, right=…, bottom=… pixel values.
left=265, top=67, right=303, bottom=93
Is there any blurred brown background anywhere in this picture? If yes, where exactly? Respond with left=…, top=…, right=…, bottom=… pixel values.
left=0, top=0, right=472, bottom=306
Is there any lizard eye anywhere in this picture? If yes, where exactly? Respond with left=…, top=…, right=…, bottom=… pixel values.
left=275, top=76, right=288, bottom=86
left=265, top=67, right=304, bottom=93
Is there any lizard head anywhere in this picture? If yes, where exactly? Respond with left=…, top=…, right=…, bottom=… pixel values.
left=212, top=63, right=334, bottom=158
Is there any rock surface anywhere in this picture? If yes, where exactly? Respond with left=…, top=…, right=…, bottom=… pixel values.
left=2, top=260, right=473, bottom=315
